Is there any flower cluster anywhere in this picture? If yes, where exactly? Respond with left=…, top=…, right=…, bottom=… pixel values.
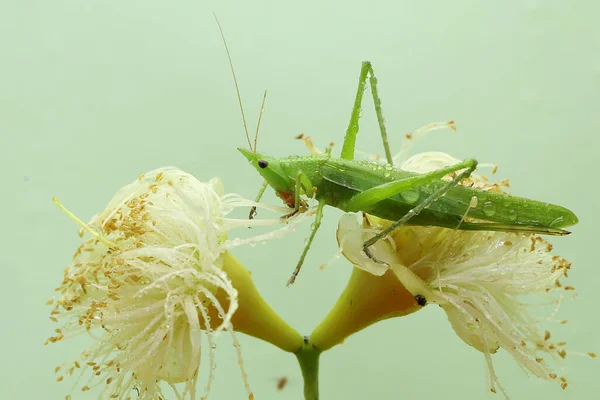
left=47, top=167, right=303, bottom=399
left=336, top=152, right=587, bottom=396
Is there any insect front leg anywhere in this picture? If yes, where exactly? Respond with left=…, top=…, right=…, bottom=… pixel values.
left=341, top=62, right=392, bottom=165
left=249, top=180, right=269, bottom=219
left=360, top=159, right=479, bottom=262
left=282, top=171, right=313, bottom=219
left=287, top=198, right=326, bottom=286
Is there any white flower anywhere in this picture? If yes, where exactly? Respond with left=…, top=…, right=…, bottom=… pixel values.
left=47, top=167, right=303, bottom=400
left=337, top=153, right=583, bottom=397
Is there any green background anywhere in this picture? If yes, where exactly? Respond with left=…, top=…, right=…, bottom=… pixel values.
left=2, top=1, right=598, bottom=399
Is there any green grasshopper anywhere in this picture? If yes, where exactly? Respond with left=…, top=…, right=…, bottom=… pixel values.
left=215, top=19, right=578, bottom=286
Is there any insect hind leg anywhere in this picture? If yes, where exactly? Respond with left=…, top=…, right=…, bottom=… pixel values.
left=366, top=63, right=392, bottom=165
left=340, top=62, right=392, bottom=165
left=362, top=159, right=478, bottom=262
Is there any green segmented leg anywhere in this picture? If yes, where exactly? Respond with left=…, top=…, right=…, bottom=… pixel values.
left=368, top=64, right=392, bottom=165
left=362, top=161, right=478, bottom=262
left=297, top=171, right=314, bottom=205
left=344, top=159, right=478, bottom=211
left=287, top=199, right=327, bottom=286
left=292, top=173, right=302, bottom=213
left=282, top=170, right=313, bottom=219
left=341, top=62, right=393, bottom=165
left=249, top=180, right=269, bottom=219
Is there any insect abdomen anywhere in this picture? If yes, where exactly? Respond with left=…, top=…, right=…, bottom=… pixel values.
left=319, top=158, right=577, bottom=230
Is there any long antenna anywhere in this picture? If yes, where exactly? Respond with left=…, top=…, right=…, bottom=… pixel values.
left=254, top=90, right=267, bottom=152
left=213, top=13, right=253, bottom=151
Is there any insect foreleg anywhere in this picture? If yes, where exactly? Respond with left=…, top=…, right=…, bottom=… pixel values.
left=361, top=160, right=478, bottom=262
left=286, top=199, right=326, bottom=286
left=341, top=62, right=392, bottom=165
left=282, top=171, right=313, bottom=219
left=249, top=180, right=269, bottom=219
left=292, top=173, right=302, bottom=212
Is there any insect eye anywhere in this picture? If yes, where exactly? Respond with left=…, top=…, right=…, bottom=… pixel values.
left=258, top=159, right=268, bottom=169
left=414, top=294, right=427, bottom=307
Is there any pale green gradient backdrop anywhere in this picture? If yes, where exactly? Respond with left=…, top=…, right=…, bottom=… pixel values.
left=1, top=1, right=598, bottom=399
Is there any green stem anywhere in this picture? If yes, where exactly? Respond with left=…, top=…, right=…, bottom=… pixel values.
left=295, top=339, right=322, bottom=400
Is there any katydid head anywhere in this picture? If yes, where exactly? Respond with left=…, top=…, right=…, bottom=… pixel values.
left=238, top=148, right=292, bottom=193
left=216, top=16, right=296, bottom=208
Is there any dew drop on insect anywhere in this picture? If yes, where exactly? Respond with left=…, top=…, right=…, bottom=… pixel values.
left=469, top=196, right=478, bottom=208
left=508, top=209, right=518, bottom=221
left=482, top=201, right=496, bottom=217
left=550, top=216, right=564, bottom=227
left=401, top=188, right=420, bottom=204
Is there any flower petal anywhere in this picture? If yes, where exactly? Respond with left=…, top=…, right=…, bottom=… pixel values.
left=336, top=213, right=397, bottom=276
